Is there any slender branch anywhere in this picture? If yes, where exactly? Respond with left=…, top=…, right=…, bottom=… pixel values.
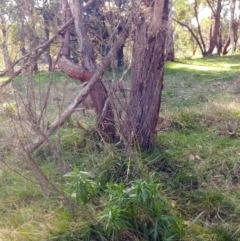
left=25, top=68, right=104, bottom=153
left=194, top=0, right=206, bottom=52
left=0, top=17, right=74, bottom=89
left=25, top=25, right=129, bottom=153
left=0, top=58, right=23, bottom=77
left=99, top=97, right=110, bottom=122
left=206, top=0, right=216, bottom=17
left=68, top=0, right=96, bottom=71
left=119, top=64, right=131, bottom=82
left=173, top=18, right=205, bottom=55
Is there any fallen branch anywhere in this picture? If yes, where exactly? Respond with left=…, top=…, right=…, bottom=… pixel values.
left=25, top=67, right=104, bottom=153
left=25, top=19, right=129, bottom=153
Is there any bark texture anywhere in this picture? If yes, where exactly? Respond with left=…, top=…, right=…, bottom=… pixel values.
left=121, top=0, right=169, bottom=149
left=58, top=0, right=117, bottom=141
left=58, top=56, right=116, bottom=141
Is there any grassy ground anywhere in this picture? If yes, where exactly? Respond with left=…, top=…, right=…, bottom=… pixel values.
left=1, top=55, right=240, bottom=240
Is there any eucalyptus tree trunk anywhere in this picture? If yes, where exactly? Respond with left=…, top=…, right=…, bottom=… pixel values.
left=205, top=0, right=222, bottom=56
left=121, top=0, right=169, bottom=149
left=58, top=0, right=117, bottom=141
left=229, top=0, right=238, bottom=55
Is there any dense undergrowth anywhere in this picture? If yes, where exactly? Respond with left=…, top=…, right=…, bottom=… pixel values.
left=1, top=55, right=240, bottom=240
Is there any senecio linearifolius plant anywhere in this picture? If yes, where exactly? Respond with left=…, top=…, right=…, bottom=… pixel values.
left=65, top=170, right=185, bottom=241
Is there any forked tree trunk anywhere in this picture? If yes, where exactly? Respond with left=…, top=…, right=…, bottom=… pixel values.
left=222, top=36, right=230, bottom=55
left=121, top=0, right=169, bottom=149
left=205, top=0, right=222, bottom=56
left=59, top=0, right=117, bottom=141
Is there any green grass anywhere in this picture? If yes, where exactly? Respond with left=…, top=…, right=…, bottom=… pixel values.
left=165, top=55, right=240, bottom=78
left=1, top=55, right=240, bottom=240
left=162, top=55, right=240, bottom=110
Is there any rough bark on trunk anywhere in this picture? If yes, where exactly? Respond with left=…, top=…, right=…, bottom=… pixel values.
left=216, top=31, right=222, bottom=55
left=121, top=0, right=168, bottom=149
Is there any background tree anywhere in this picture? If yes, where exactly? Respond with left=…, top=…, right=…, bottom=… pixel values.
left=174, top=0, right=223, bottom=56
left=223, top=0, right=240, bottom=55
left=173, top=0, right=240, bottom=57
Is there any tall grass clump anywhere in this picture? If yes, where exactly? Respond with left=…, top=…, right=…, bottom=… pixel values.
left=63, top=168, right=186, bottom=241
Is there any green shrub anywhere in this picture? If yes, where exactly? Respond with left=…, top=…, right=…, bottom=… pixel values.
left=98, top=177, right=185, bottom=241
left=64, top=168, right=98, bottom=205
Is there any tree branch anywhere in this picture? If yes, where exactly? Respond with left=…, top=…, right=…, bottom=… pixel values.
left=83, top=0, right=96, bottom=11
left=206, top=0, right=216, bottom=17
left=0, top=17, right=74, bottom=90
left=25, top=67, right=104, bottom=153
left=68, top=0, right=96, bottom=71
left=57, top=56, right=92, bottom=81
left=25, top=24, right=129, bottom=153
left=194, top=0, right=206, bottom=52
left=173, top=18, right=205, bottom=55
left=0, top=58, right=23, bottom=77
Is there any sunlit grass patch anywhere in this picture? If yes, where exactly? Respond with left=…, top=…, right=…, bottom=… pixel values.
left=165, top=55, right=240, bottom=83
left=0, top=168, right=76, bottom=241
left=0, top=205, right=76, bottom=241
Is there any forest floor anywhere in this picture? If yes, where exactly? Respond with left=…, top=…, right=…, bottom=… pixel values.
left=1, top=55, right=240, bottom=240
